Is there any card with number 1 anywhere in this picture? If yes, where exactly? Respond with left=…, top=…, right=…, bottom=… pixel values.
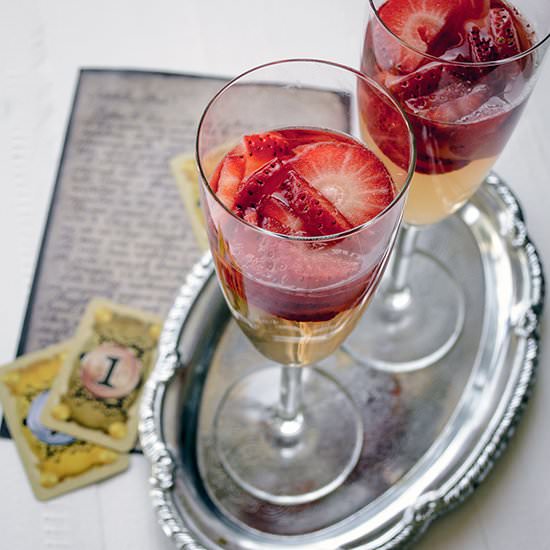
left=41, top=299, right=162, bottom=452
left=0, top=342, right=129, bottom=500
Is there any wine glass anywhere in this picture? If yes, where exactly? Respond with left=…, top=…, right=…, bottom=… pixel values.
left=196, top=59, right=415, bottom=504
left=345, top=0, right=550, bottom=371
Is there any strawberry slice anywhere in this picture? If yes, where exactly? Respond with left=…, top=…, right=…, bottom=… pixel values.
left=209, top=158, right=224, bottom=193
left=387, top=58, right=484, bottom=104
left=377, top=0, right=490, bottom=72
left=359, top=82, right=412, bottom=171
left=233, top=159, right=289, bottom=212
left=242, top=132, right=291, bottom=176
left=291, top=142, right=395, bottom=226
left=467, top=26, right=498, bottom=62
left=489, top=7, right=521, bottom=59
left=387, top=62, right=444, bottom=101
left=458, top=0, right=490, bottom=20
left=279, top=128, right=358, bottom=149
left=428, top=0, right=491, bottom=55
left=377, top=0, right=456, bottom=72
left=278, top=169, right=353, bottom=236
left=215, top=154, right=245, bottom=208
left=257, top=196, right=305, bottom=236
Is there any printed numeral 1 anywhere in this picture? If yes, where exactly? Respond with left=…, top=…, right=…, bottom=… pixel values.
left=98, top=356, right=119, bottom=387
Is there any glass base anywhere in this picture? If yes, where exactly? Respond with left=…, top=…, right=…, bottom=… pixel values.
left=344, top=251, right=465, bottom=372
left=214, top=366, right=363, bottom=505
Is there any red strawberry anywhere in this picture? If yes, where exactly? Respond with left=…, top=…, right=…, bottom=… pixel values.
left=377, top=0, right=490, bottom=72
left=233, top=159, right=289, bottom=211
left=358, top=81, right=412, bottom=171
left=377, top=0, right=457, bottom=72
left=290, top=142, right=395, bottom=226
left=209, top=158, right=224, bottom=193
left=458, top=0, right=490, bottom=20
left=387, top=62, right=444, bottom=101
left=279, top=170, right=353, bottom=236
left=489, top=7, right=521, bottom=59
left=467, top=26, right=498, bottom=63
left=242, top=132, right=291, bottom=176
left=257, top=196, right=305, bottom=236
left=279, top=128, right=357, bottom=149
left=215, top=154, right=245, bottom=208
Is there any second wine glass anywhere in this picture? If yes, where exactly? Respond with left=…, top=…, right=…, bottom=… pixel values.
left=346, top=0, right=550, bottom=371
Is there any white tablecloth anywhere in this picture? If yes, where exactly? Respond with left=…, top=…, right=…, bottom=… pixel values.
left=1, top=1, right=549, bottom=548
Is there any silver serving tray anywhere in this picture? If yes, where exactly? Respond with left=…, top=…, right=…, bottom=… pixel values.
left=139, top=173, right=544, bottom=549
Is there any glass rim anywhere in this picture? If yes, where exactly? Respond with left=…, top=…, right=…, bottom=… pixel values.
left=368, top=0, right=550, bottom=68
left=195, top=58, right=416, bottom=243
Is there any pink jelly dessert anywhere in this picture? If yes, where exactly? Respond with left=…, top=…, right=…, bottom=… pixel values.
left=205, top=128, right=398, bottom=322
left=362, top=0, right=535, bottom=174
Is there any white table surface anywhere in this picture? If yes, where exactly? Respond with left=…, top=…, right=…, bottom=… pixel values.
left=1, top=1, right=549, bottom=549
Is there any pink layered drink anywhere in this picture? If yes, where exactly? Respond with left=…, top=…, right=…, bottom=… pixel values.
left=203, top=129, right=400, bottom=364
left=362, top=0, right=535, bottom=224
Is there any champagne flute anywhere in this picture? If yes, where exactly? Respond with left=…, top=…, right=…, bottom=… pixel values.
left=346, top=0, right=550, bottom=371
left=196, top=59, right=415, bottom=504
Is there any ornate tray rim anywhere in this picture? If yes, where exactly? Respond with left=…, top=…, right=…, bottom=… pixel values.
left=139, top=173, right=544, bottom=550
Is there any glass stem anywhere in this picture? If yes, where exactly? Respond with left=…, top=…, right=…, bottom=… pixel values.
left=278, top=366, right=303, bottom=420
left=383, top=224, right=419, bottom=314
left=273, top=366, right=304, bottom=445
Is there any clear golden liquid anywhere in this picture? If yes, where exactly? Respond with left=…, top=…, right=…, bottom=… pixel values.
left=403, top=156, right=496, bottom=225
left=230, top=302, right=367, bottom=366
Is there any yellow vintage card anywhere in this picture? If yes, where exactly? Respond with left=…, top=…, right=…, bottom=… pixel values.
left=41, top=299, right=162, bottom=452
left=170, top=146, right=229, bottom=251
left=0, top=342, right=129, bottom=500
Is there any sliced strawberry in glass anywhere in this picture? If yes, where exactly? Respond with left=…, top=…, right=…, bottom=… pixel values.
left=461, top=0, right=490, bottom=19
left=429, top=0, right=491, bottom=55
left=375, top=0, right=490, bottom=73
left=279, top=169, right=353, bottom=236
left=257, top=195, right=305, bottom=236
left=215, top=154, right=245, bottom=208
left=387, top=62, right=444, bottom=100
left=279, top=128, right=358, bottom=149
left=467, top=26, right=498, bottom=62
left=242, top=132, right=291, bottom=176
left=291, top=142, right=395, bottom=226
left=209, top=157, right=223, bottom=193
left=359, top=83, right=412, bottom=171
left=490, top=7, right=521, bottom=58
left=234, top=159, right=289, bottom=212
left=376, top=0, right=458, bottom=72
